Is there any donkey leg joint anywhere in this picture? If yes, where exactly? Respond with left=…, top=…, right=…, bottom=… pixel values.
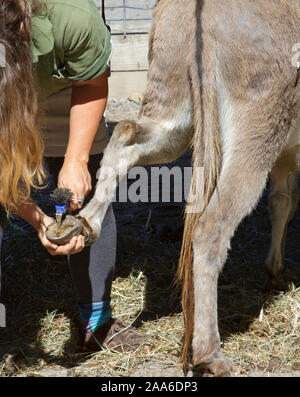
left=112, top=120, right=140, bottom=146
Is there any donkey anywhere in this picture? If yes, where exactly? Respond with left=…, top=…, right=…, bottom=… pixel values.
left=62, top=0, right=300, bottom=376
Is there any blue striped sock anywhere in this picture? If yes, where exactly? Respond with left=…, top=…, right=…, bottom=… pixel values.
left=78, top=300, right=112, bottom=333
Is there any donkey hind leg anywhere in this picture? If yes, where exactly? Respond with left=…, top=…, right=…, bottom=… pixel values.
left=191, top=145, right=271, bottom=375
left=189, top=65, right=300, bottom=374
left=80, top=117, right=192, bottom=238
left=265, top=146, right=299, bottom=290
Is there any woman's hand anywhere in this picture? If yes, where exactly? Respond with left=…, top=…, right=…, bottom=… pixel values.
left=37, top=214, right=85, bottom=255
left=58, top=159, right=92, bottom=211
left=15, top=201, right=85, bottom=255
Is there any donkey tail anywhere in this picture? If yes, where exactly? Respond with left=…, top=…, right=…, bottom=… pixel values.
left=176, top=61, right=221, bottom=370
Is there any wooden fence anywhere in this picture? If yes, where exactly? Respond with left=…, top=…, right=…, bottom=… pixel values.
left=95, top=1, right=157, bottom=99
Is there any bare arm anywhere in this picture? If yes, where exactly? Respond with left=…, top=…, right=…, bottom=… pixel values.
left=58, top=71, right=108, bottom=210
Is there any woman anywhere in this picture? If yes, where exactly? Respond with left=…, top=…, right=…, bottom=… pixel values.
left=0, top=0, right=143, bottom=352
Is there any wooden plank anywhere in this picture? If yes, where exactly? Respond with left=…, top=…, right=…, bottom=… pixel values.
left=110, top=34, right=149, bottom=72
left=109, top=70, right=148, bottom=100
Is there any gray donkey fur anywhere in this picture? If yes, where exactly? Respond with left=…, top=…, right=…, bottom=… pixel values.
left=79, top=0, right=300, bottom=376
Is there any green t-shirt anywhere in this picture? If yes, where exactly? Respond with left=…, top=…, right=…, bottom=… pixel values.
left=31, top=0, right=111, bottom=100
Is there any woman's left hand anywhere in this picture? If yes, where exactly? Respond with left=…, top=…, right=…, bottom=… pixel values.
left=37, top=214, right=85, bottom=256
left=58, top=159, right=91, bottom=211
left=15, top=201, right=85, bottom=255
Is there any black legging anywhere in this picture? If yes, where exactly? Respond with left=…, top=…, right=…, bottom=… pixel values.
left=0, top=154, right=117, bottom=304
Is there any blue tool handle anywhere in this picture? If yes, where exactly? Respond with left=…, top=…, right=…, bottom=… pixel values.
left=55, top=201, right=70, bottom=215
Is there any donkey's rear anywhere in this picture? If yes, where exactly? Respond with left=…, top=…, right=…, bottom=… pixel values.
left=80, top=0, right=300, bottom=376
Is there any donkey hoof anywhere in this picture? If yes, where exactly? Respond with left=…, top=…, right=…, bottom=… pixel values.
left=74, top=215, right=98, bottom=246
left=193, top=351, right=232, bottom=377
left=46, top=215, right=96, bottom=246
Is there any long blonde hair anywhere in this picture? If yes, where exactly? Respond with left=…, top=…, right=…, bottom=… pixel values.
left=0, top=0, right=45, bottom=211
